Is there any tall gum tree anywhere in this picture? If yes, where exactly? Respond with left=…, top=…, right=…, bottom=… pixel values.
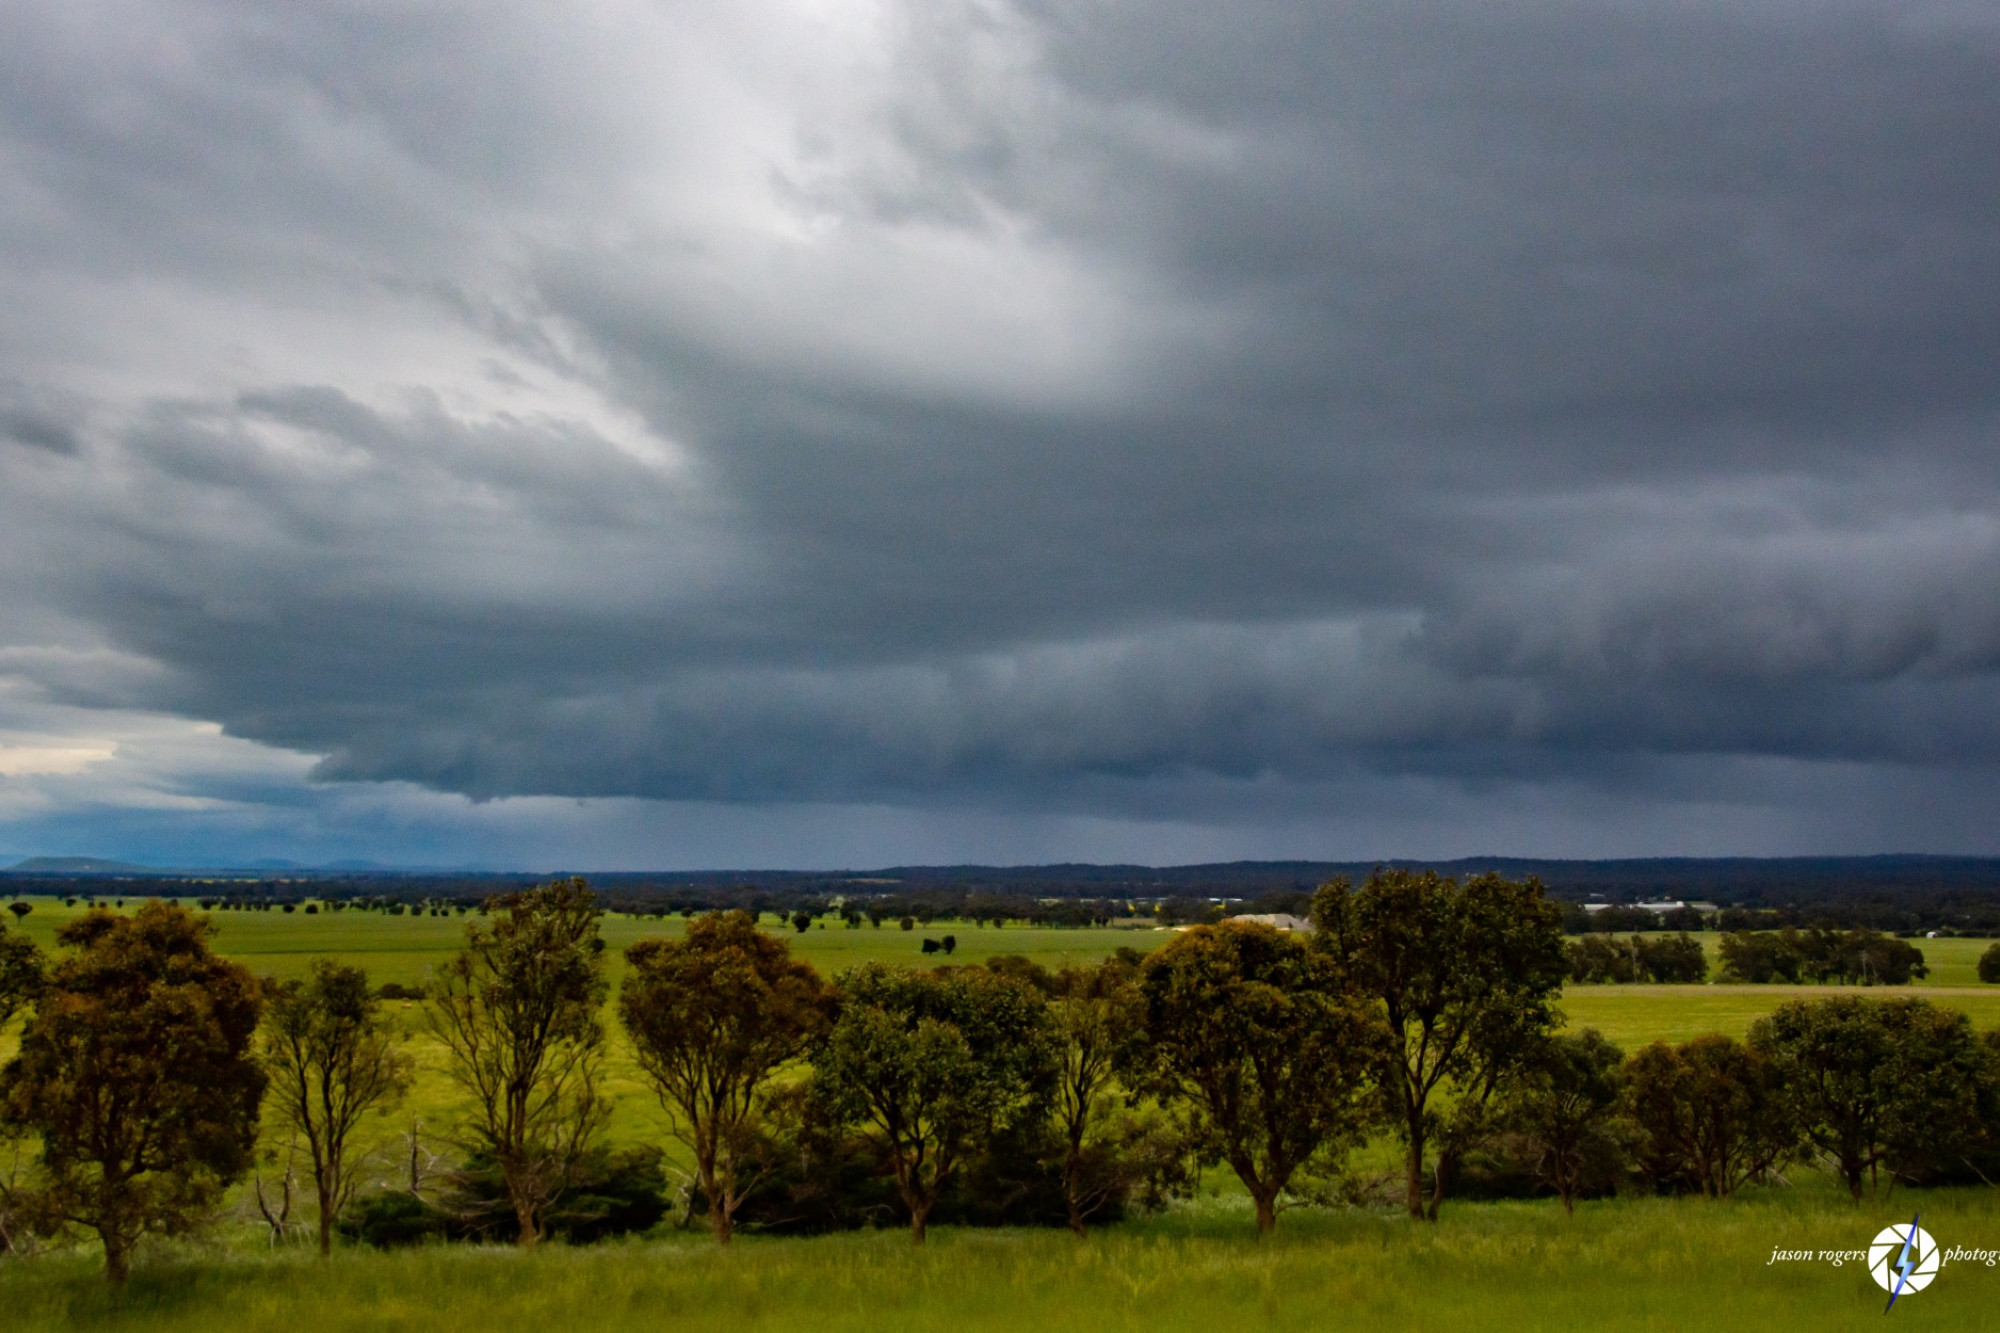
left=0, top=904, right=265, bottom=1283
left=812, top=962, right=1049, bottom=1244
left=423, top=878, right=608, bottom=1246
left=620, top=910, right=833, bottom=1243
left=263, top=960, right=413, bottom=1254
left=1134, top=921, right=1379, bottom=1234
left=1313, top=869, right=1567, bottom=1220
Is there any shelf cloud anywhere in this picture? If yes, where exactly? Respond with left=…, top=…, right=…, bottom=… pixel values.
left=4, top=0, right=2000, bottom=865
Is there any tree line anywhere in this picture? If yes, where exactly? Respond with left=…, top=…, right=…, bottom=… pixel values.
left=4, top=871, right=2000, bottom=1284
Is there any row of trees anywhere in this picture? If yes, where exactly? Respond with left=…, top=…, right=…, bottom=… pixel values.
left=1564, top=933, right=1708, bottom=984
left=1717, top=928, right=1928, bottom=985
left=3, top=869, right=1998, bottom=1283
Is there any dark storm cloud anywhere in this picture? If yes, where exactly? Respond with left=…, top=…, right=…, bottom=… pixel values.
left=6, top=0, right=2000, bottom=856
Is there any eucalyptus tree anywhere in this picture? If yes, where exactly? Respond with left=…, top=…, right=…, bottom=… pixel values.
left=621, top=910, right=833, bottom=1243
left=1313, top=868, right=1567, bottom=1220
left=263, top=960, right=413, bottom=1254
left=812, top=962, right=1050, bottom=1243
left=423, top=877, right=608, bottom=1247
left=1134, top=922, right=1379, bottom=1233
left=1, top=904, right=265, bottom=1283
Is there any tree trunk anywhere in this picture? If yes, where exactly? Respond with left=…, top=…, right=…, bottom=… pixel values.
left=514, top=1194, right=542, bottom=1248
left=1426, top=1146, right=1456, bottom=1221
left=317, top=1178, right=336, bottom=1256
left=1253, top=1189, right=1277, bottom=1234
left=102, top=1231, right=129, bottom=1285
left=1404, top=1105, right=1428, bottom=1220
left=1064, top=1140, right=1087, bottom=1236
left=710, top=1197, right=733, bottom=1245
left=909, top=1200, right=930, bottom=1245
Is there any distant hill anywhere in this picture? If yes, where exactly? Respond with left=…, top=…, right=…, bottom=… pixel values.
left=6, top=856, right=153, bottom=874
left=7, top=854, right=2000, bottom=906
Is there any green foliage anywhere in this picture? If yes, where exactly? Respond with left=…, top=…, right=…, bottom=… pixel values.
left=1313, top=869, right=1567, bottom=1220
left=339, top=1146, right=669, bottom=1247
left=811, top=962, right=1051, bottom=1242
left=421, top=877, right=609, bottom=1247
left=0, top=915, right=44, bottom=1032
left=262, top=960, right=413, bottom=1254
left=1622, top=1035, right=1793, bottom=1197
left=1749, top=995, right=1993, bottom=1196
left=1566, top=934, right=1707, bottom=984
left=0, top=903, right=265, bottom=1282
left=1717, top=927, right=1926, bottom=985
left=1134, top=922, right=1377, bottom=1232
left=620, top=910, right=832, bottom=1242
left=1979, top=939, right=2000, bottom=984
left=1496, top=1030, right=1628, bottom=1213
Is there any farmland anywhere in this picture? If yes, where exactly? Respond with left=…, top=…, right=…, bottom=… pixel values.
left=4, top=895, right=2000, bottom=1329
left=6, top=899, right=2000, bottom=1145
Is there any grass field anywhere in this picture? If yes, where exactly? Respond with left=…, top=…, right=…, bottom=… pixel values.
left=2, top=1179, right=1995, bottom=1331
left=5, top=896, right=2000, bottom=1329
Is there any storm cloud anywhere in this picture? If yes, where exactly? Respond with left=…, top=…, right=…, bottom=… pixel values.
left=4, top=0, right=2000, bottom=864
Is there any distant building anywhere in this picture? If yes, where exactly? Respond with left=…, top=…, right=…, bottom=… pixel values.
left=1230, top=912, right=1313, bottom=932
left=1582, top=900, right=1689, bottom=915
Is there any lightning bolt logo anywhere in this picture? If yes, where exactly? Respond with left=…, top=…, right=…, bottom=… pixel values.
left=1885, top=1212, right=1922, bottom=1313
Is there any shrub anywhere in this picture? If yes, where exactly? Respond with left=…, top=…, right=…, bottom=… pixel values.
left=1623, top=1035, right=1794, bottom=1197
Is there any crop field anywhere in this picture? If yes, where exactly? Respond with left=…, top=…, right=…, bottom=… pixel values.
left=4, top=897, right=2000, bottom=1330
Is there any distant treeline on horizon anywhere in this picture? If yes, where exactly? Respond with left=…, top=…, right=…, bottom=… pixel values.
left=13, top=853, right=2000, bottom=933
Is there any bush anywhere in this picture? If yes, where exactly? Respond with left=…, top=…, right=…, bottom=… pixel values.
left=338, top=1191, right=450, bottom=1248
left=375, top=981, right=426, bottom=1001
left=341, top=1147, right=670, bottom=1247
left=1980, top=941, right=2000, bottom=984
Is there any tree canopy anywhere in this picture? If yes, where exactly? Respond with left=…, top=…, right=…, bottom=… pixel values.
left=1135, top=922, right=1379, bottom=1232
left=263, top=960, right=412, bottom=1254
left=0, top=903, right=265, bottom=1282
left=812, top=962, right=1050, bottom=1242
left=621, top=910, right=833, bottom=1243
left=1313, top=868, right=1567, bottom=1219
left=423, top=877, right=609, bottom=1247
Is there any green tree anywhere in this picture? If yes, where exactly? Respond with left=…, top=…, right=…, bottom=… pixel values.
left=423, top=877, right=609, bottom=1247
left=262, top=961, right=413, bottom=1254
left=1134, top=922, right=1378, bottom=1233
left=1634, top=934, right=1708, bottom=983
left=620, top=910, right=833, bottom=1243
left=1623, top=1034, right=1793, bottom=1197
left=0, top=904, right=265, bottom=1282
left=1041, top=954, right=1183, bottom=1234
left=0, top=916, right=41, bottom=1032
left=1749, top=995, right=1990, bottom=1198
left=1498, top=1029, right=1627, bottom=1214
left=1313, top=868, right=1567, bottom=1220
left=1980, top=941, right=2000, bottom=985
left=812, top=962, right=1049, bottom=1243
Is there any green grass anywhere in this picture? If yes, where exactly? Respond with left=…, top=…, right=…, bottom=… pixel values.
left=0, top=899, right=1159, bottom=988
left=2, top=1179, right=1997, bottom=1331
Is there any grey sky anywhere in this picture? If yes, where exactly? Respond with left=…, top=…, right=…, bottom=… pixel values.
left=3, top=0, right=1999, bottom=868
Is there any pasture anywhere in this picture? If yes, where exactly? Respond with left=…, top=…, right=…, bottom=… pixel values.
left=2, top=1178, right=1997, bottom=1332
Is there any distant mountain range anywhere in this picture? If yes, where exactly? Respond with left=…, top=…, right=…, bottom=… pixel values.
left=2, top=856, right=484, bottom=875
left=7, top=853, right=2000, bottom=900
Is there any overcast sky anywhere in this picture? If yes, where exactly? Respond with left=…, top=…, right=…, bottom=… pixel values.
left=3, top=0, right=2000, bottom=869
